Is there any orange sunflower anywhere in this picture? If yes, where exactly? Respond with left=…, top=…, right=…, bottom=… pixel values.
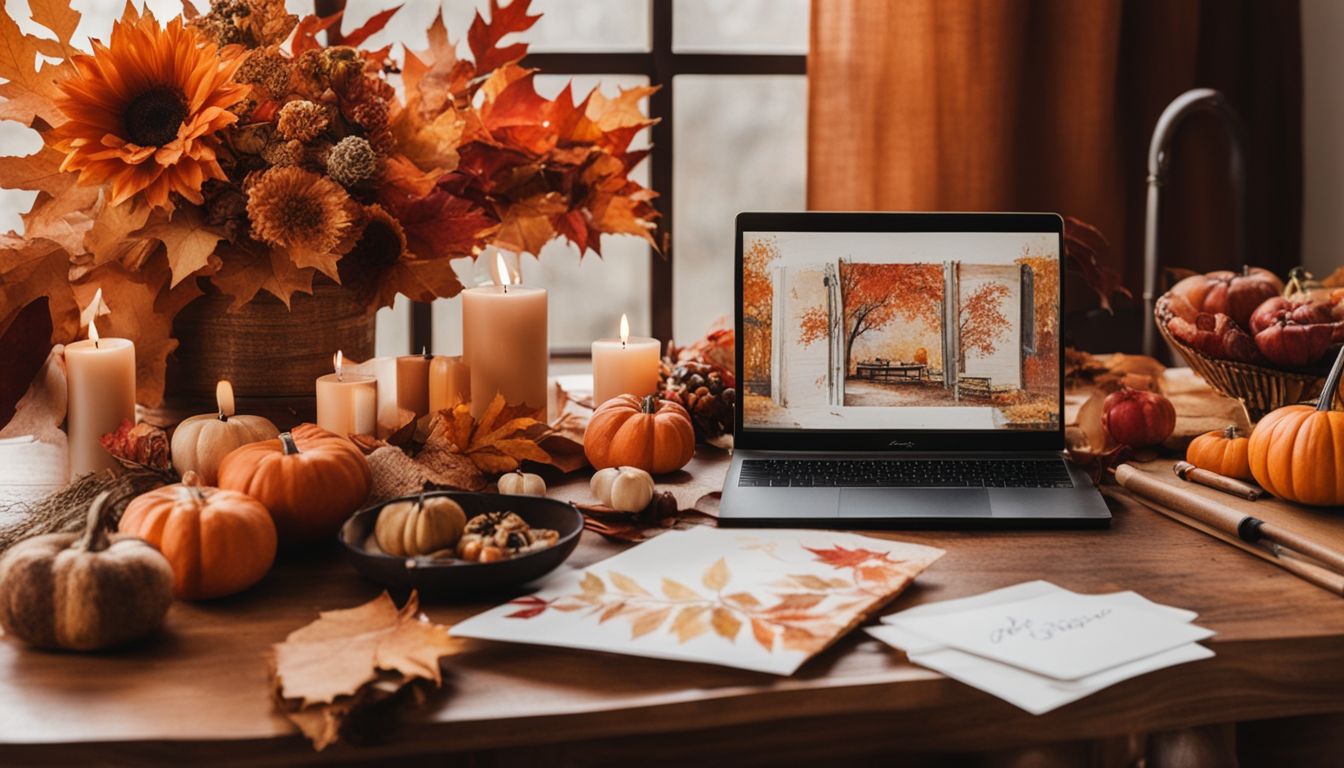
left=50, top=11, right=250, bottom=210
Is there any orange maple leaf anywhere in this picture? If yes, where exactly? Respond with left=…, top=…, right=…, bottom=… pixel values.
left=805, top=545, right=897, bottom=571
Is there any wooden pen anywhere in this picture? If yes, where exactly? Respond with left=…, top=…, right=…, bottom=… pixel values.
left=1173, top=460, right=1263, bottom=501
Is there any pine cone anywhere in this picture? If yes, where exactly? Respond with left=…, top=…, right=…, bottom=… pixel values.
left=659, top=361, right=735, bottom=441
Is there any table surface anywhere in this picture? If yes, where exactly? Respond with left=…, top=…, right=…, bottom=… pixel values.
left=3, top=453, right=1344, bottom=766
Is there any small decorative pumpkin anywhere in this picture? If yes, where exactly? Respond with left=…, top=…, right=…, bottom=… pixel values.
left=217, top=424, right=372, bottom=545
left=590, top=466, right=655, bottom=512
left=498, top=471, right=546, bottom=497
left=1185, top=425, right=1253, bottom=480
left=0, top=491, right=173, bottom=650
left=584, top=394, right=695, bottom=474
left=119, top=472, right=277, bottom=600
left=170, top=381, right=279, bottom=484
left=374, top=495, right=467, bottom=557
left=1248, top=346, right=1344, bottom=506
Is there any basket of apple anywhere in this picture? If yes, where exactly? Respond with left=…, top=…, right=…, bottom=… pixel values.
left=1157, top=267, right=1344, bottom=418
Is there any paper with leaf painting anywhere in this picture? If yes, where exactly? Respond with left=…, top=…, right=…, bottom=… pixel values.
left=450, top=527, right=944, bottom=675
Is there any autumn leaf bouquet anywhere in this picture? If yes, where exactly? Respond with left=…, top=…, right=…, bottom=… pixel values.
left=0, top=0, right=657, bottom=405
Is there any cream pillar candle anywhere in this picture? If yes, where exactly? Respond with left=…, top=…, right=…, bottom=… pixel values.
left=428, top=355, right=470, bottom=413
left=396, top=349, right=433, bottom=418
left=65, top=314, right=136, bottom=478
left=315, top=351, right=377, bottom=438
left=462, top=254, right=548, bottom=418
left=591, top=313, right=661, bottom=407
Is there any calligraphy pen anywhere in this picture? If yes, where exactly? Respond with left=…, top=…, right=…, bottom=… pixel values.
left=1113, top=464, right=1344, bottom=596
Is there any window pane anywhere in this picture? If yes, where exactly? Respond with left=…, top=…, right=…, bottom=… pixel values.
left=673, top=75, right=807, bottom=342
left=430, top=74, right=653, bottom=354
left=672, top=0, right=808, bottom=54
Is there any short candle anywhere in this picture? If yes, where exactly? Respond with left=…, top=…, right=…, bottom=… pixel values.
left=591, top=313, right=660, bottom=407
left=428, top=355, right=471, bottom=413
left=396, top=348, right=433, bottom=418
left=315, top=350, right=377, bottom=438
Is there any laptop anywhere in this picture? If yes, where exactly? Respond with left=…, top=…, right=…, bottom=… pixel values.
left=720, top=212, right=1111, bottom=528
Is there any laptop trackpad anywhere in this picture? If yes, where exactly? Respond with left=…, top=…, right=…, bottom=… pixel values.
left=838, top=489, right=992, bottom=518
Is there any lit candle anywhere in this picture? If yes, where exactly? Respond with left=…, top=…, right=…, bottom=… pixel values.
left=396, top=348, right=433, bottom=419
left=462, top=253, right=548, bottom=419
left=65, top=289, right=136, bottom=478
left=315, top=351, right=377, bottom=438
left=428, top=355, right=471, bottom=414
left=591, top=313, right=661, bottom=407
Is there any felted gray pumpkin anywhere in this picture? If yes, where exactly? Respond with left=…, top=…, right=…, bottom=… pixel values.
left=0, top=491, right=174, bottom=650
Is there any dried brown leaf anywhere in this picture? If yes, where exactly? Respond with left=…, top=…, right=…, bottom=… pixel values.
left=272, top=591, right=458, bottom=707
left=99, top=419, right=170, bottom=470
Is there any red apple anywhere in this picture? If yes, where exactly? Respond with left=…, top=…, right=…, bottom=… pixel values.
left=1102, top=387, right=1176, bottom=448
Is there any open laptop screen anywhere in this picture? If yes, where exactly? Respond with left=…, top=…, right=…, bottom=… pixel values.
left=740, top=228, right=1061, bottom=434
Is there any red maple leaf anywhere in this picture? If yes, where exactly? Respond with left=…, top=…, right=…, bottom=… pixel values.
left=385, top=185, right=499, bottom=262
left=805, top=545, right=894, bottom=571
left=468, top=0, right=541, bottom=73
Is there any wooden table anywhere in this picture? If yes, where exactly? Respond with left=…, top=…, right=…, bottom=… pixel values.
left=2, top=459, right=1343, bottom=766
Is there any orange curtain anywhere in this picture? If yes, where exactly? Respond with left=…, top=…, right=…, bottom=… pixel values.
left=808, top=0, right=1301, bottom=345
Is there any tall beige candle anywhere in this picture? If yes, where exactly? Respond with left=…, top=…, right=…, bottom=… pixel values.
left=462, top=254, right=548, bottom=418
left=65, top=316, right=136, bottom=478
left=316, top=351, right=377, bottom=438
left=396, top=349, right=433, bottom=418
left=428, top=355, right=470, bottom=413
left=591, top=313, right=661, bottom=407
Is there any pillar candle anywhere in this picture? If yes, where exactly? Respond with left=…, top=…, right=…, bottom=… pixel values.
left=592, top=313, right=661, bottom=407
left=462, top=254, right=548, bottom=419
left=396, top=349, right=433, bottom=418
left=429, top=355, right=471, bottom=413
left=65, top=317, right=136, bottom=478
left=316, top=351, right=377, bottom=438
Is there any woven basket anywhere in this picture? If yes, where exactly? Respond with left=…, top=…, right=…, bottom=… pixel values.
left=1154, top=295, right=1326, bottom=419
left=151, top=282, right=376, bottom=432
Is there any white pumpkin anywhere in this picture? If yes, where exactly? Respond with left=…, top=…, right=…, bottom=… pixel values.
left=171, top=413, right=279, bottom=485
left=498, top=471, right=546, bottom=497
left=590, top=466, right=655, bottom=512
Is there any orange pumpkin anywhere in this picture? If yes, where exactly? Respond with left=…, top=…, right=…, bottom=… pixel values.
left=120, top=473, right=277, bottom=600
left=217, top=424, right=372, bottom=544
left=1248, top=348, right=1344, bottom=506
left=1185, top=425, right=1252, bottom=480
left=584, top=394, right=695, bottom=474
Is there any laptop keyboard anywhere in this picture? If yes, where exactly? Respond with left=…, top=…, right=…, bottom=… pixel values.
left=737, top=458, right=1074, bottom=489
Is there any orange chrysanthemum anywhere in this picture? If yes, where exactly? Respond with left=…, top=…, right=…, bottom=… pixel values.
left=50, top=11, right=250, bottom=210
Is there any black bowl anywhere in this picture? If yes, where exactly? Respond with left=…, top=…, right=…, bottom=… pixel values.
left=338, top=491, right=583, bottom=598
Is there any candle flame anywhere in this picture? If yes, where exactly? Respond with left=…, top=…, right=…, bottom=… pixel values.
left=333, top=350, right=344, bottom=379
left=496, top=252, right=514, bottom=287
left=88, top=316, right=100, bottom=344
left=216, top=380, right=236, bottom=418
left=619, top=313, right=630, bottom=345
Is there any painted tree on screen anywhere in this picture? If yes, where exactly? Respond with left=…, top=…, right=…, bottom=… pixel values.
left=800, top=262, right=943, bottom=373
left=741, top=237, right=779, bottom=394
left=958, top=282, right=1011, bottom=368
left=1017, top=250, right=1060, bottom=390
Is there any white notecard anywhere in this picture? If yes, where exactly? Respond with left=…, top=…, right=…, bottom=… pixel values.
left=888, top=588, right=1213, bottom=681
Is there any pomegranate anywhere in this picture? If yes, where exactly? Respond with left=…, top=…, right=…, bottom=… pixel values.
left=1102, top=388, right=1176, bottom=448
